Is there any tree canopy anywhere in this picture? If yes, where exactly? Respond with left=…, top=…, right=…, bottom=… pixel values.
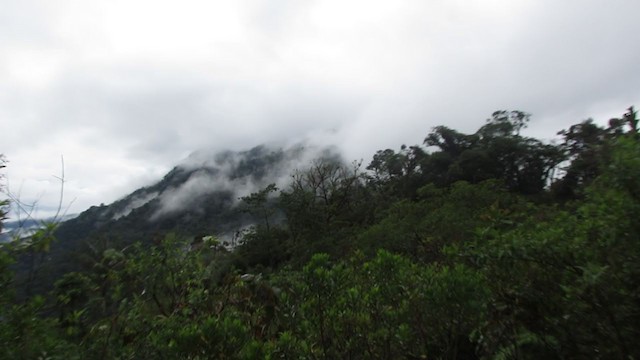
left=1, top=108, right=640, bottom=359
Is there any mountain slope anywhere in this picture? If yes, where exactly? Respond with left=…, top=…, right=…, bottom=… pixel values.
left=21, top=143, right=343, bottom=293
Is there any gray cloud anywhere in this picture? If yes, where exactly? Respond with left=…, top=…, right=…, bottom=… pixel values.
left=2, top=0, right=639, bottom=218
left=150, top=143, right=340, bottom=219
left=112, top=191, right=158, bottom=220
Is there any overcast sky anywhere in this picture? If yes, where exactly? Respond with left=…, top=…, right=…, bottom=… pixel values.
left=2, top=0, right=639, bottom=218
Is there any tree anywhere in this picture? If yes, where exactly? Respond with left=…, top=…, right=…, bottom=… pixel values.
left=417, top=111, right=564, bottom=194
left=366, top=145, right=428, bottom=199
left=280, top=158, right=368, bottom=248
left=240, top=183, right=279, bottom=232
left=456, top=133, right=640, bottom=358
left=0, top=155, right=6, bottom=233
left=554, top=107, right=639, bottom=198
left=425, top=126, right=478, bottom=156
left=0, top=155, right=11, bottom=301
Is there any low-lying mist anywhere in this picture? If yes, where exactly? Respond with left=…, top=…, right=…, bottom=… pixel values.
left=109, top=142, right=345, bottom=223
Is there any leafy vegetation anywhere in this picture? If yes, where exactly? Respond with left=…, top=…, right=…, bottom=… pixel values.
left=2, top=108, right=640, bottom=358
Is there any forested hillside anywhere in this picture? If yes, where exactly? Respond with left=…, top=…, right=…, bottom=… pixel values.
left=11, top=144, right=341, bottom=296
left=1, top=108, right=639, bottom=359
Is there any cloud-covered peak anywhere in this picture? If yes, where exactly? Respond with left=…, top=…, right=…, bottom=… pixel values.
left=144, top=143, right=343, bottom=219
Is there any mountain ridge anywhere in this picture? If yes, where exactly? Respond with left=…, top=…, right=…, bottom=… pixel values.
left=17, top=142, right=343, bottom=293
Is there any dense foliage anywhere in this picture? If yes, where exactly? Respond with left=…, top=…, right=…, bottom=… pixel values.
left=2, top=108, right=640, bottom=359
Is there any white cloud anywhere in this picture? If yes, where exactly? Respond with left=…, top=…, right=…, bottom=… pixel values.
left=2, top=0, right=639, bottom=218
left=151, top=143, right=332, bottom=219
